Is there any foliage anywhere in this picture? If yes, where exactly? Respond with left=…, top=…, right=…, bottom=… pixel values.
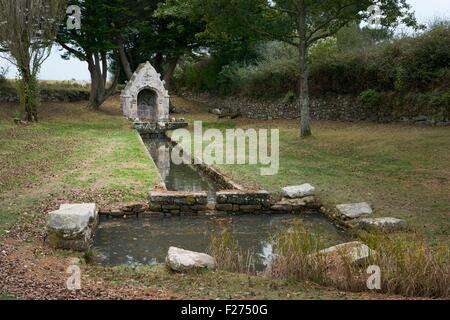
left=0, top=0, right=67, bottom=121
left=358, top=89, right=382, bottom=108
left=15, top=71, right=40, bottom=114
left=174, top=24, right=450, bottom=98
left=430, top=89, right=450, bottom=108
left=394, top=23, right=450, bottom=92
left=282, top=91, right=296, bottom=105
left=167, top=0, right=417, bottom=136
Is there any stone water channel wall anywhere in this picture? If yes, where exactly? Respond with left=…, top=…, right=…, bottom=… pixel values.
left=135, top=121, right=188, bottom=136
left=98, top=132, right=334, bottom=217
left=148, top=191, right=209, bottom=215
left=98, top=128, right=373, bottom=224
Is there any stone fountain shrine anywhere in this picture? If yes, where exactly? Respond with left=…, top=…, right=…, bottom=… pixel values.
left=121, top=61, right=186, bottom=135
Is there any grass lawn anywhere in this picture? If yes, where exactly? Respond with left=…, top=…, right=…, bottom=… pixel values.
left=173, top=96, right=450, bottom=245
left=0, top=99, right=160, bottom=235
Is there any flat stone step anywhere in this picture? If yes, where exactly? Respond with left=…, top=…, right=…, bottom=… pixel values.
left=358, top=217, right=407, bottom=231
left=281, top=184, right=315, bottom=199
left=336, top=202, right=373, bottom=219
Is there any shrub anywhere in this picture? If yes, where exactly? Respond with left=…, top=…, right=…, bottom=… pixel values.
left=174, top=23, right=450, bottom=99
left=282, top=91, right=296, bottom=105
left=394, top=24, right=450, bottom=92
left=358, top=89, right=382, bottom=108
left=430, top=89, right=450, bottom=108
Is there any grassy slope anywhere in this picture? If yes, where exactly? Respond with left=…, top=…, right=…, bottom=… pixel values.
left=0, top=99, right=160, bottom=235
left=173, top=96, right=450, bottom=244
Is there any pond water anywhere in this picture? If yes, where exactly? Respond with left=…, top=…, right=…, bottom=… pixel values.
left=93, top=214, right=347, bottom=270
left=143, top=137, right=217, bottom=202
left=94, top=135, right=347, bottom=270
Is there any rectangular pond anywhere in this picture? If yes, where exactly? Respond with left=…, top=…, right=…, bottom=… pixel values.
left=93, top=214, right=348, bottom=271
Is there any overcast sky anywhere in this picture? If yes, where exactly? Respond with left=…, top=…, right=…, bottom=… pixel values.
left=1, top=0, right=449, bottom=81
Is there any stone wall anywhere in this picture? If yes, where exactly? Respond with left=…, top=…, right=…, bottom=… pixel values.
left=135, top=121, right=188, bottom=137
left=148, top=191, right=209, bottom=216
left=0, top=85, right=89, bottom=103
left=204, top=95, right=449, bottom=126
left=215, top=190, right=272, bottom=215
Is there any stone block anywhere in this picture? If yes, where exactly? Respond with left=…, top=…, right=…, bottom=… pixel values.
left=336, top=202, right=373, bottom=219
left=281, top=184, right=315, bottom=199
left=47, top=203, right=98, bottom=251
left=166, top=247, right=216, bottom=272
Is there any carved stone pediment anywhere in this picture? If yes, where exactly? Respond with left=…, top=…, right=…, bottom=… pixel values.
left=120, top=62, right=170, bottom=122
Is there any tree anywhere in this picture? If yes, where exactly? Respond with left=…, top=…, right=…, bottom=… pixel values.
left=162, top=0, right=418, bottom=137
left=57, top=0, right=121, bottom=109
left=113, top=0, right=205, bottom=89
left=58, top=0, right=205, bottom=109
left=0, top=0, right=66, bottom=122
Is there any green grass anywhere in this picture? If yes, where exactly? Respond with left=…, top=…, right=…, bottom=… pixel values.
left=173, top=96, right=450, bottom=244
left=0, top=99, right=160, bottom=235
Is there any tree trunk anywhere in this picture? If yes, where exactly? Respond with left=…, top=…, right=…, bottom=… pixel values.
left=163, top=57, right=179, bottom=91
left=118, top=38, right=133, bottom=81
left=87, top=57, right=101, bottom=109
left=297, top=0, right=311, bottom=137
left=87, top=51, right=121, bottom=109
left=154, top=53, right=163, bottom=74
left=20, top=66, right=38, bottom=122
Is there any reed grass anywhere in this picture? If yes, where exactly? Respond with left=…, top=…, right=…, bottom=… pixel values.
left=209, top=224, right=449, bottom=298
left=208, top=229, right=256, bottom=274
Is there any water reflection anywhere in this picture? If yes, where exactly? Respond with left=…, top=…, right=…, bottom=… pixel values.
left=93, top=214, right=347, bottom=271
left=143, top=137, right=217, bottom=201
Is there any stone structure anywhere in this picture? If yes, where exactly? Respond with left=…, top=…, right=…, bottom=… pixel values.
left=318, top=241, right=374, bottom=265
left=0, top=85, right=89, bottom=103
left=121, top=62, right=170, bottom=122
left=281, top=184, right=315, bottom=199
left=336, top=202, right=373, bottom=219
left=358, top=217, right=407, bottom=231
left=215, top=190, right=272, bottom=214
left=166, top=247, right=216, bottom=272
left=199, top=95, right=449, bottom=126
left=134, top=121, right=188, bottom=136
left=46, top=203, right=99, bottom=251
left=271, top=196, right=320, bottom=213
left=149, top=191, right=209, bottom=215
